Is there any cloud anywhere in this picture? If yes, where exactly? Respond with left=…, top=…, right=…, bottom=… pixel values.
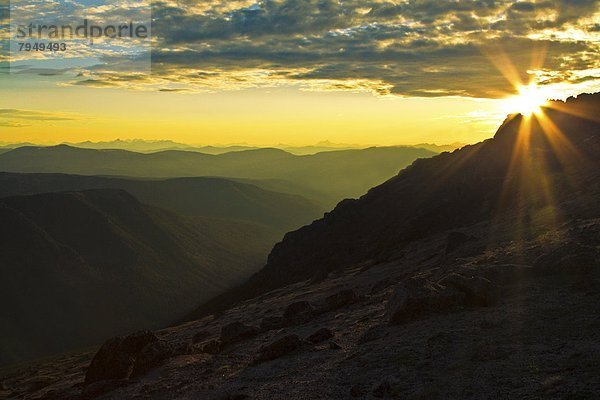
left=46, top=0, right=600, bottom=98
left=0, top=109, right=82, bottom=128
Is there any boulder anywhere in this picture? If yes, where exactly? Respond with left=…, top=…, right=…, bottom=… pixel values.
left=131, top=339, right=175, bottom=377
left=80, top=379, right=129, bottom=400
left=260, top=316, right=284, bottom=332
left=220, top=322, right=259, bottom=345
left=84, top=331, right=158, bottom=385
left=192, top=331, right=210, bottom=344
left=386, top=278, right=464, bottom=325
left=254, top=335, right=302, bottom=364
left=306, top=328, right=334, bottom=344
left=324, top=289, right=357, bottom=310
left=329, top=341, right=343, bottom=350
left=283, top=301, right=316, bottom=324
left=440, top=273, right=498, bottom=307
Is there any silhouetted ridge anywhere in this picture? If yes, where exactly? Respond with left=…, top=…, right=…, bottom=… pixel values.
left=0, top=174, right=323, bottom=232
left=0, top=145, right=436, bottom=208
left=186, top=93, right=600, bottom=320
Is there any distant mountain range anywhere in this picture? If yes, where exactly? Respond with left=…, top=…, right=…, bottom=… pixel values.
left=0, top=189, right=279, bottom=366
left=0, top=140, right=465, bottom=155
left=0, top=146, right=436, bottom=207
left=0, top=173, right=323, bottom=233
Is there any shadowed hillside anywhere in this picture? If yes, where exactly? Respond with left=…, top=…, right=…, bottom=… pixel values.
left=0, top=190, right=278, bottom=366
left=0, top=146, right=436, bottom=207
left=0, top=174, right=324, bottom=233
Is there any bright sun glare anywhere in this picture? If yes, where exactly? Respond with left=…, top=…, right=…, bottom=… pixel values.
left=510, top=84, right=549, bottom=116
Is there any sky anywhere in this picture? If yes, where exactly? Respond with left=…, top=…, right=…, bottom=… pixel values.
left=0, top=0, right=599, bottom=146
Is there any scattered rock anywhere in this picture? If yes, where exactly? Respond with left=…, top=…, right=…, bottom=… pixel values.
left=85, top=331, right=158, bottom=385
left=386, top=278, right=465, bottom=325
left=220, top=322, right=259, bottom=345
left=81, top=379, right=129, bottom=400
left=372, top=378, right=401, bottom=398
left=173, top=340, right=194, bottom=355
left=534, top=247, right=598, bottom=276
left=202, top=340, right=222, bottom=355
left=283, top=301, right=316, bottom=324
left=440, top=273, right=498, bottom=307
left=254, top=335, right=302, bottom=364
left=542, top=375, right=565, bottom=393
left=370, top=278, right=396, bottom=294
left=260, top=316, right=284, bottom=332
left=471, top=342, right=510, bottom=361
left=427, top=331, right=454, bottom=358
left=480, top=264, right=535, bottom=285
left=192, top=331, right=210, bottom=344
left=357, top=326, right=387, bottom=344
left=350, top=384, right=365, bottom=397
left=306, top=328, right=334, bottom=344
left=131, top=339, right=175, bottom=377
left=324, top=289, right=357, bottom=310
left=329, top=341, right=342, bottom=350
left=214, top=393, right=251, bottom=400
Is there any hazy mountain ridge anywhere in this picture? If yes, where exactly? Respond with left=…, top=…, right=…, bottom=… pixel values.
left=0, top=140, right=463, bottom=155
left=0, top=189, right=278, bottom=366
left=0, top=173, right=323, bottom=233
left=0, top=146, right=437, bottom=207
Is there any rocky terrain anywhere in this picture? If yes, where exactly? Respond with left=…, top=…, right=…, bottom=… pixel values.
left=2, top=218, right=599, bottom=399
left=1, top=94, right=599, bottom=399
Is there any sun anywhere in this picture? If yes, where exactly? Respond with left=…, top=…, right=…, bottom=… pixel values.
left=508, top=84, right=549, bottom=116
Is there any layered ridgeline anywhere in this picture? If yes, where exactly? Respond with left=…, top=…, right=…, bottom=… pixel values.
left=0, top=174, right=323, bottom=233
left=0, top=147, right=436, bottom=207
left=188, top=93, right=600, bottom=319
left=0, top=189, right=278, bottom=366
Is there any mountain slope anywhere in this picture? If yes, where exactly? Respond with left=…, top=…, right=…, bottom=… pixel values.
left=0, top=189, right=278, bottom=366
left=187, top=93, right=600, bottom=319
left=0, top=174, right=323, bottom=233
left=0, top=146, right=436, bottom=207
left=256, top=94, right=600, bottom=285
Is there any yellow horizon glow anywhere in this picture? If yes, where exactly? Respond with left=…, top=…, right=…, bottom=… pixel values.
left=0, top=82, right=510, bottom=146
